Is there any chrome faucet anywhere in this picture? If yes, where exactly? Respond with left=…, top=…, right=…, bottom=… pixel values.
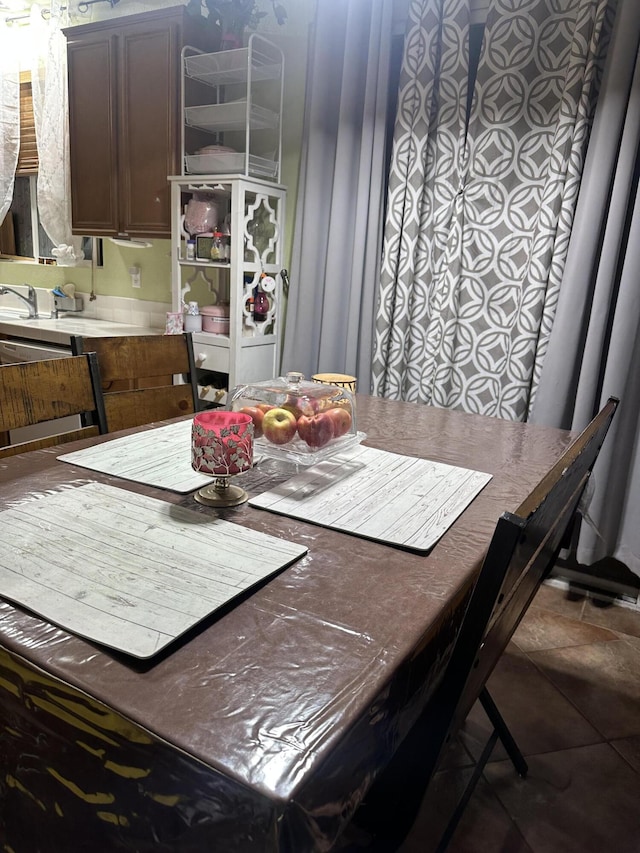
left=0, top=284, right=39, bottom=318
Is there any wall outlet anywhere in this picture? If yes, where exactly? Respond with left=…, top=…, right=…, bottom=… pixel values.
left=129, top=266, right=141, bottom=288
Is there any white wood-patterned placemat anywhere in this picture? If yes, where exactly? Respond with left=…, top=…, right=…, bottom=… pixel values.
left=58, top=419, right=212, bottom=493
left=0, top=482, right=307, bottom=658
left=250, top=444, right=492, bottom=552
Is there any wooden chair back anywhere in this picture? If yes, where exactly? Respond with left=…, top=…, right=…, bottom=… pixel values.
left=0, top=353, right=107, bottom=459
left=352, top=397, right=619, bottom=850
left=71, top=333, right=199, bottom=433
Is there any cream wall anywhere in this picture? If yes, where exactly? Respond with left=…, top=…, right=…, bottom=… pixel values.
left=0, top=0, right=315, bottom=306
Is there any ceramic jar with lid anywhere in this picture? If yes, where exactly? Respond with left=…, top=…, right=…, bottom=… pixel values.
left=200, top=303, right=230, bottom=335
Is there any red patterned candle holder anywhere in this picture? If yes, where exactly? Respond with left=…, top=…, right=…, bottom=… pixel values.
left=191, top=411, right=254, bottom=507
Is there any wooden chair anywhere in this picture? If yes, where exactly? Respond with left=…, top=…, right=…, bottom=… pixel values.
left=70, top=333, right=200, bottom=433
left=0, top=353, right=107, bottom=459
left=349, top=397, right=619, bottom=852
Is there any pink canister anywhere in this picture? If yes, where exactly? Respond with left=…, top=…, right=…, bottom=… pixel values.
left=200, top=304, right=230, bottom=335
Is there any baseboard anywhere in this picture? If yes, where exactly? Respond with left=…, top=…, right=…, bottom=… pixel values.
left=547, top=559, right=640, bottom=610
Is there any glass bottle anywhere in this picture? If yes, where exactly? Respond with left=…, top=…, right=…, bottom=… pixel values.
left=210, top=235, right=222, bottom=262
left=253, top=287, right=269, bottom=323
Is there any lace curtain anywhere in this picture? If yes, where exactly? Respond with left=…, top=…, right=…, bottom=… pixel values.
left=0, top=4, right=77, bottom=262
left=0, top=21, right=20, bottom=226
left=30, top=2, right=81, bottom=263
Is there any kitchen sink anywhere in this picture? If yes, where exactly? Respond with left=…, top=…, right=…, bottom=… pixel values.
left=0, top=310, right=39, bottom=321
left=0, top=304, right=42, bottom=320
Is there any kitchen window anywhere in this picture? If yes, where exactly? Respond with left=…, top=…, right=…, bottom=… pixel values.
left=0, top=70, right=94, bottom=264
left=3, top=174, right=54, bottom=261
left=0, top=173, right=95, bottom=264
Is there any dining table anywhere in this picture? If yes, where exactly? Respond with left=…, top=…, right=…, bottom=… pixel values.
left=0, top=394, right=575, bottom=852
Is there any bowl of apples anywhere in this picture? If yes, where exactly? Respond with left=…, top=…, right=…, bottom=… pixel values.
left=228, top=372, right=363, bottom=465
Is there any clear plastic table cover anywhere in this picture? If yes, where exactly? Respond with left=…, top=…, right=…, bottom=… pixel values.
left=0, top=395, right=574, bottom=851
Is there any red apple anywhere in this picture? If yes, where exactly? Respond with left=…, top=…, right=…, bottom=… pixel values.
left=297, top=412, right=334, bottom=448
left=282, top=400, right=304, bottom=420
left=300, top=396, right=321, bottom=416
left=256, top=403, right=274, bottom=413
left=325, top=406, right=352, bottom=438
left=262, top=407, right=298, bottom=444
left=239, top=406, right=265, bottom=438
left=283, top=394, right=319, bottom=419
left=317, top=391, right=342, bottom=412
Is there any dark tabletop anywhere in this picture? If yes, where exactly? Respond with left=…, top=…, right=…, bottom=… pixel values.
left=0, top=395, right=574, bottom=848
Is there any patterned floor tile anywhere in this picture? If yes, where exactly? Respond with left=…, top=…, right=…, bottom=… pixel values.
left=535, top=583, right=587, bottom=619
left=461, top=646, right=602, bottom=761
left=529, top=638, right=640, bottom=740
left=580, top=598, right=640, bottom=639
left=611, top=734, right=640, bottom=774
left=484, top=743, right=640, bottom=853
left=399, top=771, right=534, bottom=853
left=512, top=605, right=618, bottom=653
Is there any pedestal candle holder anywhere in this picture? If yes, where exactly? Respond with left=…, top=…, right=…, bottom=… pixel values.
left=191, top=411, right=254, bottom=507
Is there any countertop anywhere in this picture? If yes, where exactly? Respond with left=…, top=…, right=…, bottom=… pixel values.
left=0, top=312, right=162, bottom=347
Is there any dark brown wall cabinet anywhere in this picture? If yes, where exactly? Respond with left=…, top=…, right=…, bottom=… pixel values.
left=65, top=6, right=216, bottom=239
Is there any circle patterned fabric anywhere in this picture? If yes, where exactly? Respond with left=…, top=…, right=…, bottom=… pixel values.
left=372, top=0, right=614, bottom=421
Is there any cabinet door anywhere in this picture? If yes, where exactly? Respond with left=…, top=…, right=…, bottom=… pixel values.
left=67, top=34, right=119, bottom=236
left=67, top=8, right=218, bottom=239
left=117, top=20, right=180, bottom=238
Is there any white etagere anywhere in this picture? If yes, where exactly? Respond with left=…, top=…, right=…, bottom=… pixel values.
left=169, top=174, right=286, bottom=407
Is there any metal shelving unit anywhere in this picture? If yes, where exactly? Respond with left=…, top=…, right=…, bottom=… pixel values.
left=181, top=34, right=284, bottom=182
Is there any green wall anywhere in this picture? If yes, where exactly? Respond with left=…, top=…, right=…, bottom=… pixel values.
left=0, top=238, right=172, bottom=302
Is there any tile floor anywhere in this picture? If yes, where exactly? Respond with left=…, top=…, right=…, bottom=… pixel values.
left=395, top=581, right=640, bottom=853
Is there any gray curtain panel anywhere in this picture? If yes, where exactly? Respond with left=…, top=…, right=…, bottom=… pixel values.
left=373, top=0, right=612, bottom=420
left=532, top=0, right=640, bottom=578
left=372, top=0, right=472, bottom=402
left=280, top=0, right=393, bottom=392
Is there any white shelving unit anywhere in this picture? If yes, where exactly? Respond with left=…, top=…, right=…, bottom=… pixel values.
left=169, top=174, right=286, bottom=407
left=181, top=34, right=284, bottom=181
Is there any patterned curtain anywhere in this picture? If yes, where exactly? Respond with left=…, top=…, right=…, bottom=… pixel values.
left=373, top=0, right=613, bottom=421
left=372, top=0, right=471, bottom=402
